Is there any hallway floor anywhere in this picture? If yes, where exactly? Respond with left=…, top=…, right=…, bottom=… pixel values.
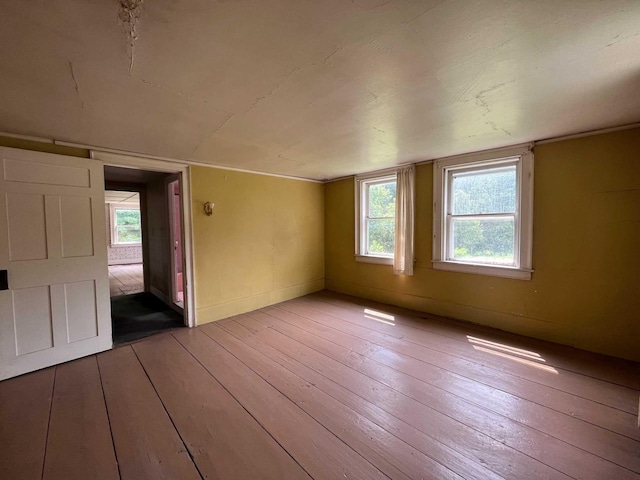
left=109, top=263, right=143, bottom=297
left=111, top=292, right=184, bottom=344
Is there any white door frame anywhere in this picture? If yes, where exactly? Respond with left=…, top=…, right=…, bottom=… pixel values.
left=91, top=151, right=197, bottom=328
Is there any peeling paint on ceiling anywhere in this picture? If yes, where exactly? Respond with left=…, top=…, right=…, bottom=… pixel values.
left=0, top=0, right=639, bottom=180
left=117, top=0, right=144, bottom=74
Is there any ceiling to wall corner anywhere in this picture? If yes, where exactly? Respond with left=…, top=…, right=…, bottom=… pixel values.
left=1, top=0, right=639, bottom=180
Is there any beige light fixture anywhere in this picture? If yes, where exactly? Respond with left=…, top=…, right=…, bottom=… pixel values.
left=203, top=201, right=214, bottom=216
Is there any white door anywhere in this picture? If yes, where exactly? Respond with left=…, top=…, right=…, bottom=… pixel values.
left=0, top=147, right=112, bottom=380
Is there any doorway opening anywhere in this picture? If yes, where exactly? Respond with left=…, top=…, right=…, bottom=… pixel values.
left=106, top=190, right=144, bottom=297
left=104, top=166, right=187, bottom=344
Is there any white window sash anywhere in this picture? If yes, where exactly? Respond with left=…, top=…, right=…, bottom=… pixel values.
left=355, top=171, right=397, bottom=262
left=433, top=144, right=534, bottom=280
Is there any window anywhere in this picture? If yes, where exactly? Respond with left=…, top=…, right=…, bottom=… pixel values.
left=355, top=172, right=397, bottom=264
left=111, top=207, right=142, bottom=245
left=433, top=145, right=534, bottom=279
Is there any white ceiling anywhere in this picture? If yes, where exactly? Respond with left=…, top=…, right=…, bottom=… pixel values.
left=1, top=0, right=639, bottom=180
left=105, top=190, right=140, bottom=207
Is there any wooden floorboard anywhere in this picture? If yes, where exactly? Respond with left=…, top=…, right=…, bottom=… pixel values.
left=0, top=368, right=54, bottom=480
left=201, top=321, right=464, bottom=480
left=1, top=291, right=638, bottom=480
left=109, top=263, right=144, bottom=297
left=266, top=303, right=640, bottom=448
left=174, top=327, right=388, bottom=480
left=247, top=308, right=640, bottom=478
left=276, top=299, right=640, bottom=439
left=97, top=346, right=201, bottom=480
left=311, top=291, right=640, bottom=389
left=287, top=298, right=638, bottom=413
left=132, top=332, right=311, bottom=480
left=215, top=317, right=503, bottom=480
left=42, top=356, right=118, bottom=480
left=235, top=313, right=573, bottom=480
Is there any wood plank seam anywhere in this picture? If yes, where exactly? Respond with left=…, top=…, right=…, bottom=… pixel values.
left=207, top=321, right=495, bottom=479
left=257, top=308, right=640, bottom=474
left=39, top=366, right=57, bottom=480
left=168, top=332, right=317, bottom=480
left=174, top=329, right=392, bottom=479
left=219, top=318, right=550, bottom=480
left=280, top=300, right=638, bottom=414
left=95, top=355, right=123, bottom=480
left=307, top=293, right=640, bottom=390
left=243, top=312, right=636, bottom=479
left=267, top=304, right=640, bottom=441
left=129, top=346, right=205, bottom=480
left=198, top=324, right=462, bottom=480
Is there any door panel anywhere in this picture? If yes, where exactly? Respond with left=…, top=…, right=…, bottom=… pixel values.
left=13, top=286, right=54, bottom=355
left=7, top=193, right=48, bottom=261
left=0, top=147, right=111, bottom=380
left=60, top=196, right=94, bottom=258
left=3, top=158, right=91, bottom=187
left=64, top=280, right=98, bottom=343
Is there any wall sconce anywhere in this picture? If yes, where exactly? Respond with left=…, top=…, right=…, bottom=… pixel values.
left=203, top=201, right=214, bottom=216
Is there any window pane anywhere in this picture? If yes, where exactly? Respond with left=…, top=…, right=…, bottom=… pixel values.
left=452, top=166, right=516, bottom=215
left=367, top=219, right=395, bottom=255
left=115, top=209, right=141, bottom=226
left=451, top=217, right=514, bottom=265
left=116, top=226, right=141, bottom=243
left=368, top=181, right=396, bottom=218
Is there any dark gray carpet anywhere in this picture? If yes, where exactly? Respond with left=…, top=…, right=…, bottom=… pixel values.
left=111, top=292, right=184, bottom=344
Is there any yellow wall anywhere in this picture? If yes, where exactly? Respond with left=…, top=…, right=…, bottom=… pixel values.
left=325, top=128, right=640, bottom=361
left=191, top=166, right=325, bottom=323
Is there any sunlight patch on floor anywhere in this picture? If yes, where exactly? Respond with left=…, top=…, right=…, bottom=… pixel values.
left=467, top=335, right=558, bottom=374
left=363, top=308, right=395, bottom=326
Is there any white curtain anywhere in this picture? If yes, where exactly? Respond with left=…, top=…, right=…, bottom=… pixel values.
left=394, top=165, right=415, bottom=276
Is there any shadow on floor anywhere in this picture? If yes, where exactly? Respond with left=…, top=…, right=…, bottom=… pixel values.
left=111, top=292, right=184, bottom=344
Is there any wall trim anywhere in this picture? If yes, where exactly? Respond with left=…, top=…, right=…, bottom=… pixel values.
left=324, top=122, right=640, bottom=182
left=534, top=122, right=640, bottom=145
left=324, top=282, right=639, bottom=362
left=67, top=141, right=321, bottom=183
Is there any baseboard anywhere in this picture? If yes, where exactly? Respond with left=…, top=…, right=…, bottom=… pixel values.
left=150, top=286, right=184, bottom=317
left=108, top=258, right=143, bottom=266
left=196, top=278, right=325, bottom=325
left=325, top=280, right=640, bottom=363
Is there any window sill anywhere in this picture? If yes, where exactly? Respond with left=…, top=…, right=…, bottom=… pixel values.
left=432, top=260, right=532, bottom=280
left=110, top=243, right=142, bottom=248
left=355, top=255, right=393, bottom=265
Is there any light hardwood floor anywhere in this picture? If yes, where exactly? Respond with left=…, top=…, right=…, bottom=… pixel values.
left=109, top=263, right=143, bottom=297
left=1, top=291, right=639, bottom=480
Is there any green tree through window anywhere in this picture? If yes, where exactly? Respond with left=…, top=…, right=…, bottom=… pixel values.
left=114, top=209, right=142, bottom=244
left=450, top=166, right=516, bottom=265
left=367, top=181, right=396, bottom=255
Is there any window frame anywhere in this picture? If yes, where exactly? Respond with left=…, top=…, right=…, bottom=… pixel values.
left=355, top=170, right=397, bottom=265
left=110, top=205, right=142, bottom=246
left=432, top=144, right=534, bottom=280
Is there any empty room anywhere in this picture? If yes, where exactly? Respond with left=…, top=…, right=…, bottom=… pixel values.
left=0, top=1, right=639, bottom=479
